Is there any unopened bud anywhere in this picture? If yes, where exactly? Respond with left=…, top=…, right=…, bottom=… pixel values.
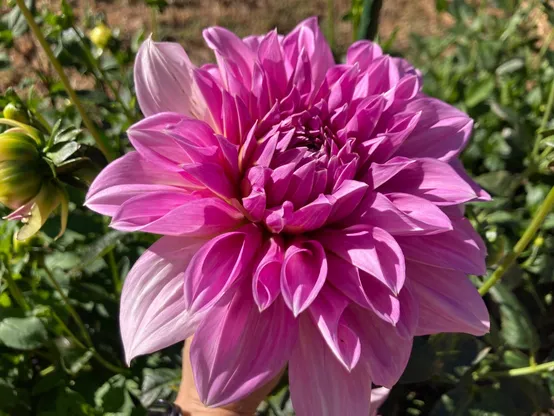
left=3, top=104, right=29, bottom=124
left=89, top=23, right=112, bottom=49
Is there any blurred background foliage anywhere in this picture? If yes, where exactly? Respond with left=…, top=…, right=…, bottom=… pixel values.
left=1, top=0, right=554, bottom=414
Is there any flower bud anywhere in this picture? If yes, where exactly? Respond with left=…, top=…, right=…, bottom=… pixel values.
left=2, top=103, right=29, bottom=124
left=89, top=23, right=112, bottom=49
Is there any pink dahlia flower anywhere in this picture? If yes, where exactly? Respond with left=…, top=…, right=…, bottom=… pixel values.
left=86, top=18, right=490, bottom=415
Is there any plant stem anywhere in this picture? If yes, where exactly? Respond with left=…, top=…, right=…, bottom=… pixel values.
left=42, top=264, right=93, bottom=348
left=533, top=78, right=554, bottom=159
left=72, top=27, right=136, bottom=124
left=485, top=360, right=554, bottom=378
left=151, top=7, right=159, bottom=41
left=50, top=310, right=126, bottom=373
left=14, top=0, right=115, bottom=161
left=326, top=0, right=336, bottom=52
left=1, top=259, right=30, bottom=311
left=107, top=251, right=121, bottom=294
left=479, top=186, right=554, bottom=295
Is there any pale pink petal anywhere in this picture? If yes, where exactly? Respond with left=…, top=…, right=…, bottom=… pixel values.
left=85, top=152, right=187, bottom=216
left=408, top=261, right=490, bottom=336
left=191, top=290, right=296, bottom=407
left=119, top=236, right=207, bottom=364
left=369, top=388, right=390, bottom=416
left=281, top=239, right=327, bottom=316
left=110, top=193, right=243, bottom=236
left=397, top=218, right=487, bottom=275
left=134, top=38, right=206, bottom=118
left=289, top=315, right=372, bottom=416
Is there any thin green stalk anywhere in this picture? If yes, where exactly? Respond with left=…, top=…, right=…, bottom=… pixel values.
left=2, top=260, right=30, bottom=311
left=485, top=360, right=554, bottom=378
left=72, top=27, right=136, bottom=124
left=326, top=0, right=336, bottom=52
left=42, top=264, right=93, bottom=348
left=479, top=186, right=554, bottom=295
left=151, top=7, right=159, bottom=41
left=50, top=311, right=126, bottom=373
left=533, top=78, right=554, bottom=159
left=14, top=0, right=115, bottom=161
left=107, top=251, right=121, bottom=294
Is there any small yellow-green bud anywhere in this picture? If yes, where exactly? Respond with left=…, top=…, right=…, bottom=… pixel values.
left=0, top=161, right=43, bottom=209
left=534, top=236, right=545, bottom=247
left=2, top=103, right=29, bottom=124
left=89, top=23, right=112, bottom=49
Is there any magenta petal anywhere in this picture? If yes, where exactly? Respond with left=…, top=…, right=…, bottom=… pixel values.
left=85, top=152, right=187, bottom=216
left=346, top=40, right=383, bottom=69
left=252, top=236, right=284, bottom=311
left=318, top=227, right=405, bottom=294
left=134, top=38, right=205, bottom=118
left=326, top=253, right=400, bottom=325
left=355, top=192, right=453, bottom=236
left=181, top=162, right=237, bottom=200
left=191, top=290, right=296, bottom=407
left=282, top=17, right=334, bottom=90
left=308, top=285, right=361, bottom=371
left=376, top=157, right=479, bottom=206
left=281, top=239, right=327, bottom=316
left=408, top=261, right=490, bottom=336
left=352, top=301, right=414, bottom=388
left=119, top=236, right=207, bottom=364
left=397, top=218, right=487, bottom=275
left=396, top=96, right=473, bottom=161
left=183, top=224, right=262, bottom=314
left=110, top=193, right=243, bottom=236
left=289, top=315, right=372, bottom=416
left=283, top=194, right=333, bottom=233
left=327, top=179, right=369, bottom=223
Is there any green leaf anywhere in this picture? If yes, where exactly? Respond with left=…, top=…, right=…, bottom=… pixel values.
left=465, top=75, right=495, bottom=108
left=489, top=284, right=540, bottom=351
left=496, top=58, right=524, bottom=75
left=71, top=230, right=124, bottom=274
left=399, top=337, right=437, bottom=383
left=46, top=142, right=81, bottom=165
left=95, top=375, right=135, bottom=414
left=0, top=316, right=47, bottom=350
left=140, top=368, right=181, bottom=408
left=474, top=170, right=513, bottom=197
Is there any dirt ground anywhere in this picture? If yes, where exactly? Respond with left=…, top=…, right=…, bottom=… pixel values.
left=1, top=0, right=444, bottom=90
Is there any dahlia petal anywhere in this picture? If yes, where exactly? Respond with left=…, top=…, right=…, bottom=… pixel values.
left=397, top=218, right=487, bottom=275
left=327, top=180, right=369, bottom=223
left=355, top=192, right=452, bottom=235
left=396, top=97, right=473, bottom=161
left=282, top=17, right=334, bottom=91
left=127, top=113, right=196, bottom=169
left=285, top=159, right=317, bottom=208
left=111, top=193, right=243, bottom=236
left=203, top=26, right=255, bottom=89
left=119, top=236, right=206, bottom=364
left=370, top=111, right=421, bottom=163
left=367, top=156, right=416, bottom=189
left=375, top=157, right=479, bottom=205
left=257, top=30, right=288, bottom=102
left=352, top=297, right=415, bottom=387
left=242, top=187, right=266, bottom=222
left=370, top=388, right=390, bottom=416
left=281, top=239, right=327, bottom=316
left=326, top=253, right=400, bottom=325
left=408, top=261, right=489, bottom=336
left=308, top=285, right=361, bottom=371
left=450, top=159, right=492, bottom=201
left=318, top=227, right=405, bottom=294
left=289, top=315, right=372, bottom=416
left=283, top=194, right=333, bottom=233
left=85, top=152, right=186, bottom=216
left=252, top=236, right=284, bottom=311
left=183, top=225, right=262, bottom=313
left=181, top=162, right=237, bottom=200
left=134, top=38, right=205, bottom=118
left=191, top=290, right=296, bottom=407
left=346, top=40, right=383, bottom=69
